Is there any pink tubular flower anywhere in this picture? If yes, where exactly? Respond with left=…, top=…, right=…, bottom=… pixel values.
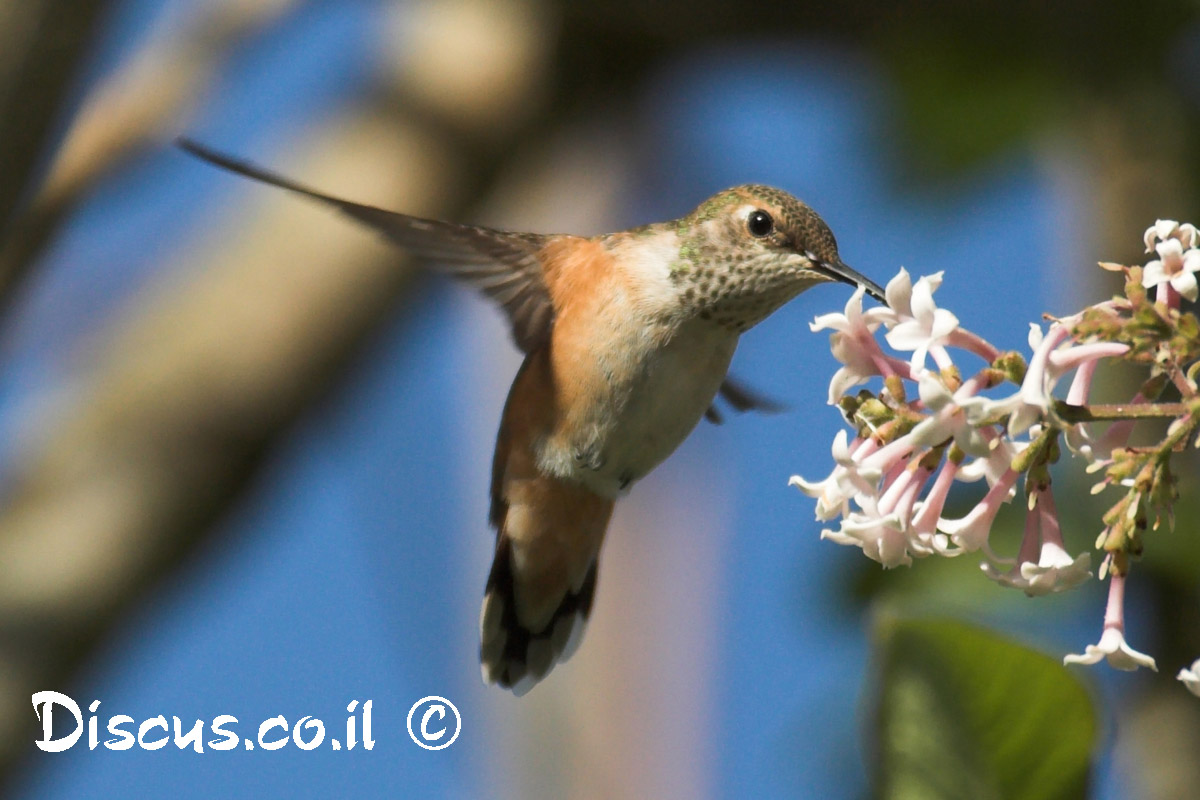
left=976, top=318, right=1126, bottom=439
left=1011, top=322, right=1072, bottom=434
left=981, top=487, right=1091, bottom=596
left=1142, top=238, right=1200, bottom=303
left=1064, top=571, right=1157, bottom=671
left=789, top=431, right=881, bottom=520
left=908, top=459, right=960, bottom=555
left=934, top=467, right=1019, bottom=553
left=810, top=286, right=911, bottom=403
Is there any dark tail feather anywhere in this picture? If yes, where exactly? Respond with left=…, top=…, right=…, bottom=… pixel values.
left=479, top=535, right=597, bottom=696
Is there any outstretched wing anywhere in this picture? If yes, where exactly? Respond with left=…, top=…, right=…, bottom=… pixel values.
left=704, top=375, right=786, bottom=424
left=178, top=138, right=555, bottom=353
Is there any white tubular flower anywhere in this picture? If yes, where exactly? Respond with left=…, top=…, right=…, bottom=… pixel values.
left=823, top=508, right=912, bottom=568
left=956, top=437, right=1022, bottom=488
left=999, top=335, right=1128, bottom=457
left=827, top=339, right=879, bottom=403
left=797, top=219, right=1200, bottom=677
left=1007, top=488, right=1091, bottom=596
left=909, top=372, right=993, bottom=458
left=983, top=543, right=1092, bottom=597
left=1064, top=626, right=1158, bottom=672
left=803, top=434, right=940, bottom=569
left=1017, top=323, right=1061, bottom=430
left=811, top=286, right=887, bottom=403
left=1062, top=359, right=1100, bottom=459
left=1023, top=542, right=1092, bottom=594
left=936, top=468, right=1019, bottom=552
left=1142, top=238, right=1200, bottom=302
left=883, top=272, right=959, bottom=369
left=981, top=322, right=1073, bottom=436
left=1144, top=219, right=1199, bottom=252
left=790, top=431, right=881, bottom=520
left=870, top=267, right=918, bottom=323
left=908, top=460, right=961, bottom=557
left=1064, top=572, right=1157, bottom=672
left=1177, top=659, right=1200, bottom=697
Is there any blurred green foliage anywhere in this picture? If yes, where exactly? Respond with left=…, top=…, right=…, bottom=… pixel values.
left=871, top=617, right=1097, bottom=800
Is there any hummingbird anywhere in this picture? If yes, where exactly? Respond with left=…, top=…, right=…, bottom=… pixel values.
left=178, top=138, right=886, bottom=695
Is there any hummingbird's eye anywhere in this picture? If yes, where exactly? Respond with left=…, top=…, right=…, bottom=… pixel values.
left=747, top=209, right=774, bottom=238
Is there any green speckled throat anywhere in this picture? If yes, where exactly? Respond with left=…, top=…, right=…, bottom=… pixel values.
left=666, top=185, right=857, bottom=332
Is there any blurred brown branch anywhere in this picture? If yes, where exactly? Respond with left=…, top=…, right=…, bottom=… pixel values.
left=0, top=0, right=301, bottom=315
left=0, top=112, right=447, bottom=776
left=0, top=0, right=115, bottom=236
left=0, top=0, right=556, bottom=785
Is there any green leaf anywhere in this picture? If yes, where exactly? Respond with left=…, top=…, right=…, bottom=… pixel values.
left=872, top=617, right=1098, bottom=800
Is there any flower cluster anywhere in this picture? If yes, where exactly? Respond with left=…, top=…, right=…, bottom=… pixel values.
left=789, top=269, right=1100, bottom=581
left=794, top=220, right=1200, bottom=688
left=1142, top=219, right=1200, bottom=302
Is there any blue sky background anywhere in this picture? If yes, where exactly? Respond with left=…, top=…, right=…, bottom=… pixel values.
left=2, top=1, right=1163, bottom=797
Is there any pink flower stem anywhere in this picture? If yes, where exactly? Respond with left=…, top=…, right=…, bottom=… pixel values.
left=951, top=468, right=1020, bottom=556
left=1171, top=368, right=1197, bottom=398
left=962, top=466, right=1019, bottom=560
left=869, top=351, right=897, bottom=378
left=894, top=467, right=931, bottom=523
left=850, top=436, right=880, bottom=461
left=1066, top=358, right=1099, bottom=405
left=959, top=373, right=989, bottom=398
left=861, top=437, right=916, bottom=474
left=912, top=458, right=957, bottom=532
left=870, top=352, right=918, bottom=381
left=1037, top=484, right=1065, bottom=549
left=1017, top=492, right=1042, bottom=565
left=1102, top=570, right=1128, bottom=633
left=879, top=463, right=913, bottom=512
left=1157, top=282, right=1181, bottom=311
left=1049, top=343, right=1129, bottom=372
left=947, top=327, right=1002, bottom=363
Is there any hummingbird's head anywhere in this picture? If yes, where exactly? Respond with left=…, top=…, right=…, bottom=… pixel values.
left=672, top=185, right=885, bottom=332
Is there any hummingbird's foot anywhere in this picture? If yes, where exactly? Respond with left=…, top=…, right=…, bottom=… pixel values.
left=572, top=444, right=605, bottom=471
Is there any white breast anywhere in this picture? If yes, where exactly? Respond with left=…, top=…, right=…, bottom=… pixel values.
left=596, top=320, right=737, bottom=491
left=538, top=316, right=738, bottom=499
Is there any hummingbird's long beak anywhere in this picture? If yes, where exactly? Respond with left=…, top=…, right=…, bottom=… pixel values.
left=816, top=258, right=887, bottom=304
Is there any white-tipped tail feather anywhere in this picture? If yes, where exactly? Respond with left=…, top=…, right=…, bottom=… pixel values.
left=479, top=536, right=597, bottom=694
